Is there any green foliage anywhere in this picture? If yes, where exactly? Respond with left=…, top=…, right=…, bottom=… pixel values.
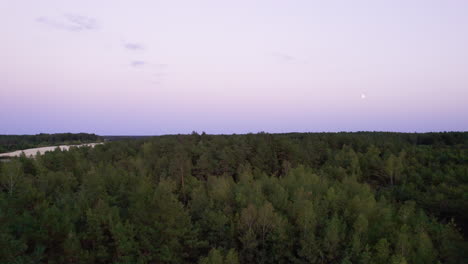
left=0, top=132, right=467, bottom=263
left=0, top=133, right=102, bottom=153
left=199, top=248, right=239, bottom=264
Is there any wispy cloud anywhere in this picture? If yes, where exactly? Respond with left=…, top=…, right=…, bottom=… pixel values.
left=129, top=61, right=168, bottom=69
left=36, top=14, right=97, bottom=32
left=65, top=14, right=97, bottom=30
left=124, top=43, right=145, bottom=50
left=271, top=52, right=296, bottom=63
left=131, top=60, right=146, bottom=67
left=270, top=52, right=309, bottom=65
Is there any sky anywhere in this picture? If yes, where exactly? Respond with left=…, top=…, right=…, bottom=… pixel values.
left=1, top=0, right=467, bottom=135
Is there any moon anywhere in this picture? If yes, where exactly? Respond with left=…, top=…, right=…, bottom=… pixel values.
left=361, top=93, right=366, bottom=99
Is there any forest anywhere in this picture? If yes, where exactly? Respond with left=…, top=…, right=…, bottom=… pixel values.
left=0, top=132, right=467, bottom=263
left=0, top=133, right=102, bottom=153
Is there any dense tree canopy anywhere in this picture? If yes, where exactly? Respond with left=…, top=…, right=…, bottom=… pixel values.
left=0, top=132, right=467, bottom=263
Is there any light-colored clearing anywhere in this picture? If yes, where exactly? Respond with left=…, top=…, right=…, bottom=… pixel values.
left=0, top=143, right=103, bottom=158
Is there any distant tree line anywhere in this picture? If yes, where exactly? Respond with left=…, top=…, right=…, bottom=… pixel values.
left=0, top=132, right=467, bottom=263
left=0, top=133, right=102, bottom=153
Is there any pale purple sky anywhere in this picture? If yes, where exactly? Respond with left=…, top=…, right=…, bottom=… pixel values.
left=1, top=0, right=467, bottom=135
